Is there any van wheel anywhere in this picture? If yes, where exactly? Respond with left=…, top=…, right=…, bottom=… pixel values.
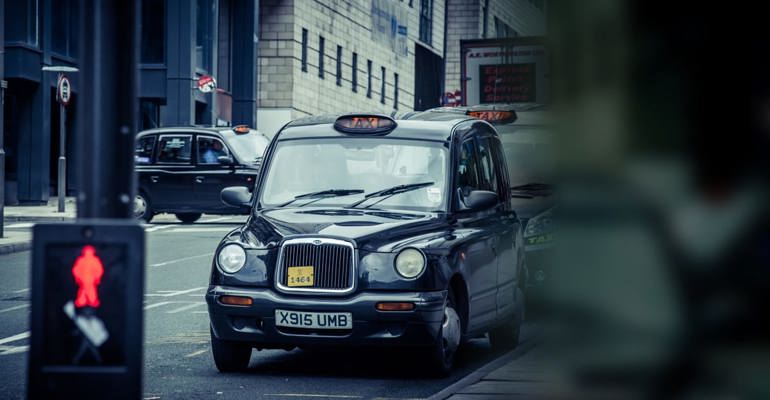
left=489, top=287, right=525, bottom=350
left=134, top=193, right=154, bottom=223
left=175, top=212, right=202, bottom=224
left=424, top=288, right=462, bottom=377
left=211, top=328, right=251, bottom=372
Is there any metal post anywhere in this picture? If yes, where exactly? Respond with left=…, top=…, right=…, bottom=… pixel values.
left=0, top=80, right=6, bottom=238
left=210, top=0, right=219, bottom=126
left=77, top=0, right=139, bottom=219
left=58, top=81, right=66, bottom=212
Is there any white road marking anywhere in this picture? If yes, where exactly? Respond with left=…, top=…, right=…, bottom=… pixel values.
left=167, top=227, right=233, bottom=233
left=264, top=395, right=363, bottom=399
left=191, top=311, right=208, bottom=314
left=0, top=304, right=29, bottom=314
left=145, top=224, right=175, bottom=233
left=184, top=349, right=208, bottom=358
left=202, top=217, right=230, bottom=223
left=0, top=331, right=30, bottom=346
left=145, top=287, right=206, bottom=297
left=144, top=301, right=181, bottom=310
left=0, top=345, right=29, bottom=355
left=149, top=253, right=212, bottom=267
left=13, top=288, right=30, bottom=294
left=166, top=302, right=206, bottom=314
left=4, top=223, right=34, bottom=229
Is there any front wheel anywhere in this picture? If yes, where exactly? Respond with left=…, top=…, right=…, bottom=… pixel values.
left=133, top=193, right=154, bottom=223
left=175, top=212, right=202, bottom=224
left=211, top=328, right=252, bottom=372
left=423, top=289, right=462, bottom=377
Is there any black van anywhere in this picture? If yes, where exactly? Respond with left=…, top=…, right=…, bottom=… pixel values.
left=133, top=125, right=270, bottom=223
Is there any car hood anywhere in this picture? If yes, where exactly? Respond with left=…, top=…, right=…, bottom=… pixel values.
left=235, top=207, right=448, bottom=251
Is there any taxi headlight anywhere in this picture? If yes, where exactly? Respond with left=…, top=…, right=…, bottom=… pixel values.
left=395, top=248, right=426, bottom=279
left=217, top=244, right=246, bottom=273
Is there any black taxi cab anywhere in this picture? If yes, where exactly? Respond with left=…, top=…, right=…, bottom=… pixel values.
left=206, top=113, right=527, bottom=375
left=406, top=105, right=554, bottom=299
left=133, top=125, right=270, bottom=223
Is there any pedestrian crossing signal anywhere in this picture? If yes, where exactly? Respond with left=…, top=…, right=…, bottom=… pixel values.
left=73, top=245, right=104, bottom=308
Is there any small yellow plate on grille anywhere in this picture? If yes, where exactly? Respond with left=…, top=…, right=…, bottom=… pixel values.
left=287, top=266, right=314, bottom=287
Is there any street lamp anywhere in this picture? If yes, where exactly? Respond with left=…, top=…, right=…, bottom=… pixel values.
left=42, top=65, right=79, bottom=213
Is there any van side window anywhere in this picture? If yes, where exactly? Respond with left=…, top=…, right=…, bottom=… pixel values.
left=134, top=136, right=156, bottom=164
left=157, top=135, right=192, bottom=164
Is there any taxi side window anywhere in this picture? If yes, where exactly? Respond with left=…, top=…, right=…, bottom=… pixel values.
left=457, top=139, right=480, bottom=196
left=198, top=136, right=230, bottom=165
left=134, top=136, right=156, bottom=165
left=477, top=138, right=498, bottom=196
left=157, top=135, right=192, bottom=164
left=488, top=138, right=510, bottom=201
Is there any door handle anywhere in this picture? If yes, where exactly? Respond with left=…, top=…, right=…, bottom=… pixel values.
left=150, top=176, right=159, bottom=183
left=195, top=176, right=205, bottom=183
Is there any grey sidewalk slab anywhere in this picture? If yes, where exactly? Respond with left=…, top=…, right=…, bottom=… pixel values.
left=2, top=196, right=76, bottom=222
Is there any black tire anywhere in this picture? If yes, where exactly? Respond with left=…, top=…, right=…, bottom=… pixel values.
left=175, top=212, right=202, bottom=224
left=211, top=328, right=251, bottom=372
left=133, top=193, right=154, bottom=223
left=489, top=287, right=525, bottom=350
left=423, top=288, right=463, bottom=377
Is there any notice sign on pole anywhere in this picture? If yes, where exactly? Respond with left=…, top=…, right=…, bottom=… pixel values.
left=57, top=75, right=72, bottom=106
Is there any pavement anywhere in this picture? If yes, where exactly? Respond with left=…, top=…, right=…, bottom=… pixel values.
left=0, top=198, right=552, bottom=399
left=0, top=197, right=76, bottom=255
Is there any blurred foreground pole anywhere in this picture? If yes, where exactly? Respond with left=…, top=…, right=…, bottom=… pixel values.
left=77, top=0, right=139, bottom=219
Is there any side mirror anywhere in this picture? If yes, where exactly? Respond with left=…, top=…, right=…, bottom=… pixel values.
left=464, top=190, right=498, bottom=211
left=221, top=186, right=252, bottom=210
left=217, top=155, right=234, bottom=165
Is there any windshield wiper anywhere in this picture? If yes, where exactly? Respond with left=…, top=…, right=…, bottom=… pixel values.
left=510, top=183, right=553, bottom=198
left=278, top=189, right=364, bottom=207
left=348, top=182, right=434, bottom=208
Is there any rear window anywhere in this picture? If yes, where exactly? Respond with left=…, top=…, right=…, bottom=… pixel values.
left=134, top=136, right=156, bottom=164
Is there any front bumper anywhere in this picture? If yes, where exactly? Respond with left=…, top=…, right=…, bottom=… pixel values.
left=206, top=286, right=446, bottom=349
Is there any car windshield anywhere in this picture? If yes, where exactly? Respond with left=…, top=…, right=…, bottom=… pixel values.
left=260, top=137, right=449, bottom=212
left=497, top=125, right=553, bottom=191
left=225, top=133, right=270, bottom=163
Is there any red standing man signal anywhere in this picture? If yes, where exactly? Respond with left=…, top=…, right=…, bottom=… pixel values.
left=72, top=245, right=104, bottom=308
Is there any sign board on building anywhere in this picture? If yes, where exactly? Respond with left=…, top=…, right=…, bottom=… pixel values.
left=371, top=0, right=408, bottom=57
left=57, top=75, right=72, bottom=106
left=461, top=37, right=549, bottom=106
left=197, top=75, right=217, bottom=93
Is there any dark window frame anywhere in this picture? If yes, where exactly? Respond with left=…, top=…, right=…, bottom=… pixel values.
left=419, top=0, right=433, bottom=45
left=352, top=52, right=358, bottom=92
left=394, top=73, right=399, bottom=109
left=318, top=36, right=325, bottom=79
left=336, top=45, right=343, bottom=86
left=380, top=67, right=386, bottom=104
left=366, top=60, right=373, bottom=98
left=301, top=28, right=308, bottom=72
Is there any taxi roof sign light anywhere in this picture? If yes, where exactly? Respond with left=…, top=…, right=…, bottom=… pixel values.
left=333, top=114, right=397, bottom=135
left=467, top=110, right=517, bottom=124
left=233, top=125, right=250, bottom=134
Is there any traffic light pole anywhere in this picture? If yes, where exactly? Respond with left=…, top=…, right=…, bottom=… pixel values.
left=77, top=0, right=139, bottom=219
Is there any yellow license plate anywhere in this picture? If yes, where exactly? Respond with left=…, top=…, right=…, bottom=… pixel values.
left=287, top=266, right=314, bottom=287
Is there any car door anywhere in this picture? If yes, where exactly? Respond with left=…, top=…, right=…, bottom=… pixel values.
left=152, top=134, right=196, bottom=211
left=455, top=136, right=500, bottom=333
left=482, top=136, right=520, bottom=321
left=193, top=135, right=240, bottom=212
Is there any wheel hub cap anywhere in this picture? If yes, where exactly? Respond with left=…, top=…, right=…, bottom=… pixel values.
left=442, top=306, right=461, bottom=355
left=133, top=195, right=146, bottom=217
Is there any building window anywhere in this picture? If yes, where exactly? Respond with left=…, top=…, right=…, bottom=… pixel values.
left=336, top=46, right=343, bottom=86
left=6, top=0, right=39, bottom=46
left=52, top=0, right=79, bottom=57
left=494, top=17, right=519, bottom=38
left=419, top=0, right=432, bottom=45
left=366, top=60, right=373, bottom=98
left=196, top=0, right=213, bottom=72
left=139, top=99, right=162, bottom=130
left=318, top=36, right=325, bottom=79
left=352, top=53, right=358, bottom=92
left=141, top=0, right=165, bottom=63
left=394, top=73, right=399, bottom=109
left=380, top=67, right=386, bottom=104
left=301, top=28, right=308, bottom=72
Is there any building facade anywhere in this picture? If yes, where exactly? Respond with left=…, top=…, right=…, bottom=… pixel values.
left=443, top=0, right=546, bottom=97
left=2, top=0, right=259, bottom=205
left=256, top=0, right=447, bottom=136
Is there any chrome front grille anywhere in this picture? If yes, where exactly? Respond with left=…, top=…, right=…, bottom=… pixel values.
left=276, top=238, right=356, bottom=294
